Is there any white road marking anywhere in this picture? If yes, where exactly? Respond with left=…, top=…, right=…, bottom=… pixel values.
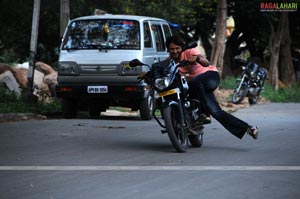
left=0, top=166, right=300, bottom=171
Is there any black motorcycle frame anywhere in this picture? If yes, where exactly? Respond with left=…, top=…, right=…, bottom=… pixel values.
left=232, top=58, right=267, bottom=105
left=129, top=58, right=206, bottom=152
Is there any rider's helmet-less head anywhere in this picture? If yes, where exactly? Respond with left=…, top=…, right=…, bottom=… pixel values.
left=166, top=35, right=186, bottom=51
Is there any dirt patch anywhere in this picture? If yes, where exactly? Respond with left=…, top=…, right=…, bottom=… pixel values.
left=215, top=89, right=268, bottom=112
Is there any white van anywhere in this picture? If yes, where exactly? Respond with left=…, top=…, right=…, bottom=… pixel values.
left=56, top=14, right=173, bottom=120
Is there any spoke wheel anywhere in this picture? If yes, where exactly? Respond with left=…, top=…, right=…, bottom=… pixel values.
left=140, top=91, right=154, bottom=120
left=163, top=106, right=188, bottom=152
left=232, top=84, right=248, bottom=104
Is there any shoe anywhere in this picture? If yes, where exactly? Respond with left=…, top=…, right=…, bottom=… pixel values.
left=247, top=126, right=259, bottom=140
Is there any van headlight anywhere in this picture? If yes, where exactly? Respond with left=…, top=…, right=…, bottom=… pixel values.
left=155, top=77, right=170, bottom=90
left=58, top=62, right=78, bottom=75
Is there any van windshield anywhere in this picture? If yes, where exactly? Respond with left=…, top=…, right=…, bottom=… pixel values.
left=62, top=19, right=140, bottom=50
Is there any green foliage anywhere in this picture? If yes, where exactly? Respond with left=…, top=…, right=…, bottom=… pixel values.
left=0, top=85, right=34, bottom=113
left=0, top=0, right=219, bottom=66
left=0, top=0, right=299, bottom=86
left=219, top=76, right=237, bottom=90
left=261, top=83, right=300, bottom=102
left=0, top=49, right=20, bottom=64
left=0, top=84, right=20, bottom=102
left=35, top=99, right=61, bottom=116
left=0, top=84, right=61, bottom=115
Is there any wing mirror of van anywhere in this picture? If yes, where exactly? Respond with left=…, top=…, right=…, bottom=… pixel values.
left=129, top=59, right=144, bottom=67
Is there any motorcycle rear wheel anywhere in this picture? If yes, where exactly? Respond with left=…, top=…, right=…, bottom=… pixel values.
left=163, top=105, right=188, bottom=153
left=232, top=85, right=248, bottom=104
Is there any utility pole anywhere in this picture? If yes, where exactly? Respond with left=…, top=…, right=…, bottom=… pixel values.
left=28, top=0, right=41, bottom=92
left=60, top=0, right=70, bottom=37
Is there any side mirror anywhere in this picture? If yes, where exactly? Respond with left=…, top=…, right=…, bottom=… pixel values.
left=129, top=59, right=144, bottom=67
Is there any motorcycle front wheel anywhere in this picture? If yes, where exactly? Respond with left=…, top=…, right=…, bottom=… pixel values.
left=232, top=84, right=248, bottom=104
left=163, top=105, right=188, bottom=153
left=188, top=133, right=203, bottom=147
left=248, top=96, right=258, bottom=105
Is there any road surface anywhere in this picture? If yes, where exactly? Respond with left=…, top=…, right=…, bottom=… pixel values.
left=0, top=102, right=299, bottom=199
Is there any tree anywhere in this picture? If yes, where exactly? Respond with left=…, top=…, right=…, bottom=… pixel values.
left=279, top=13, right=295, bottom=85
left=1, top=0, right=299, bottom=87
left=268, top=12, right=287, bottom=90
left=222, top=0, right=299, bottom=89
left=210, top=0, right=227, bottom=75
left=60, top=0, right=70, bottom=38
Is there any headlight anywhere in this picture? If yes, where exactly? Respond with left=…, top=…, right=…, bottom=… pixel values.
left=58, top=61, right=78, bottom=75
left=155, top=77, right=170, bottom=90
left=250, top=71, right=256, bottom=78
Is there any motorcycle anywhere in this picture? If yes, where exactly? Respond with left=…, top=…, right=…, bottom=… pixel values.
left=129, top=45, right=209, bottom=152
left=232, top=58, right=268, bottom=105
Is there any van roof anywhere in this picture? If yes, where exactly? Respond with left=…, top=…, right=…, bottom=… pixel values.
left=71, top=14, right=169, bottom=23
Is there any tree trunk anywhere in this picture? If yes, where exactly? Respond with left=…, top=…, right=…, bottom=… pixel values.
left=268, top=12, right=287, bottom=90
left=210, top=0, right=227, bottom=76
left=279, top=13, right=295, bottom=85
left=60, top=0, right=70, bottom=38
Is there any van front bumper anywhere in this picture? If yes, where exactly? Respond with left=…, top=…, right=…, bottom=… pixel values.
left=55, top=82, right=149, bottom=108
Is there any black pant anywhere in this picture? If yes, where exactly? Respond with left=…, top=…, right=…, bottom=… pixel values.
left=188, top=71, right=249, bottom=139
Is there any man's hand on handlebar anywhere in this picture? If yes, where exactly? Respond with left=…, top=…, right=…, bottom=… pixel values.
left=194, top=55, right=210, bottom=67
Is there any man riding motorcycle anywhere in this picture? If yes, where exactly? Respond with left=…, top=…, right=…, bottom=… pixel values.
left=159, top=35, right=259, bottom=140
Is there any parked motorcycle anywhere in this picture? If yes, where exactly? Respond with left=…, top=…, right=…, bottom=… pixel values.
left=232, top=58, right=268, bottom=105
left=129, top=46, right=209, bottom=152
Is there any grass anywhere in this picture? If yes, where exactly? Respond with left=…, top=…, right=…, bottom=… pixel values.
left=261, top=83, right=300, bottom=102
left=220, top=76, right=300, bottom=103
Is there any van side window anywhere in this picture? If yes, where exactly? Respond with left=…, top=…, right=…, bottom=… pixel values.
left=143, top=22, right=153, bottom=48
left=163, top=24, right=172, bottom=39
left=152, top=24, right=165, bottom=52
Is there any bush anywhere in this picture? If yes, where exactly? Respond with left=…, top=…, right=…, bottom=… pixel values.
left=0, top=84, right=61, bottom=115
left=261, top=83, right=300, bottom=102
left=0, top=48, right=20, bottom=64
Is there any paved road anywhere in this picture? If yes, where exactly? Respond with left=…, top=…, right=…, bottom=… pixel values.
left=0, top=102, right=300, bottom=199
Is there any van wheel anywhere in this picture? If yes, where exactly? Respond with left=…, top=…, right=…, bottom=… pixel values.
left=62, top=98, right=77, bottom=119
left=139, top=92, right=154, bottom=120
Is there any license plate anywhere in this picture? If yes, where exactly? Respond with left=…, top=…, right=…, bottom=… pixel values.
left=87, top=86, right=108, bottom=93
left=158, top=88, right=180, bottom=97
